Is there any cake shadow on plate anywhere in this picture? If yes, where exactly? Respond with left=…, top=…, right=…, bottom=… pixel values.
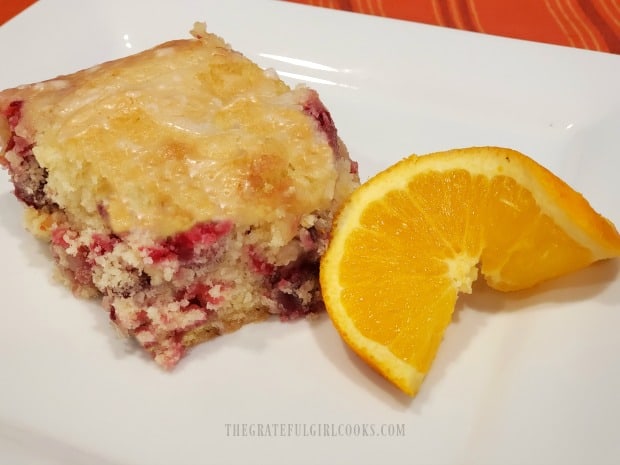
left=0, top=191, right=31, bottom=238
left=0, top=191, right=54, bottom=269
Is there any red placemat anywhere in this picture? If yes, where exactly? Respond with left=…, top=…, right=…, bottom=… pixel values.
left=0, top=0, right=36, bottom=26
left=285, top=0, right=620, bottom=53
left=2, top=0, right=619, bottom=53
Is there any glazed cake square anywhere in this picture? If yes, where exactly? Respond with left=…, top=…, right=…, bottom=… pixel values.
left=0, top=23, right=359, bottom=367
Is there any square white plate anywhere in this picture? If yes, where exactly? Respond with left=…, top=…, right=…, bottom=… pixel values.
left=1, top=1, right=619, bottom=464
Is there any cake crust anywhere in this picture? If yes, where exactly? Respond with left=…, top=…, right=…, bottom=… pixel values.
left=0, top=24, right=347, bottom=241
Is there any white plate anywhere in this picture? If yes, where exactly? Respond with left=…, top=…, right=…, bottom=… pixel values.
left=1, top=1, right=619, bottom=464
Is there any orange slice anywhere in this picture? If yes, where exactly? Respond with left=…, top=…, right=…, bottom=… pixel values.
left=320, top=147, right=620, bottom=396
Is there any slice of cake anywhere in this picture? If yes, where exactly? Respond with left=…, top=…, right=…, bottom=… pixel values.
left=0, top=23, right=359, bottom=368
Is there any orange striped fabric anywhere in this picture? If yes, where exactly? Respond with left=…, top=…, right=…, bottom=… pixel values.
left=284, top=0, right=620, bottom=53
left=1, top=0, right=619, bottom=53
left=0, top=0, right=37, bottom=26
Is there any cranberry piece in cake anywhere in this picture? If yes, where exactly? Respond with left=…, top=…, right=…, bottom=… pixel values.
left=0, top=23, right=360, bottom=368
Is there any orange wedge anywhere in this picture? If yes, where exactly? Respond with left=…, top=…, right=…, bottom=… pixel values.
left=320, top=147, right=620, bottom=396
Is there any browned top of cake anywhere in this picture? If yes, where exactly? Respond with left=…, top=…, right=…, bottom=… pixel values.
left=0, top=23, right=346, bottom=241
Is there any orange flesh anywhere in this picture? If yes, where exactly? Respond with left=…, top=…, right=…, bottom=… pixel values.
left=338, top=170, right=593, bottom=372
